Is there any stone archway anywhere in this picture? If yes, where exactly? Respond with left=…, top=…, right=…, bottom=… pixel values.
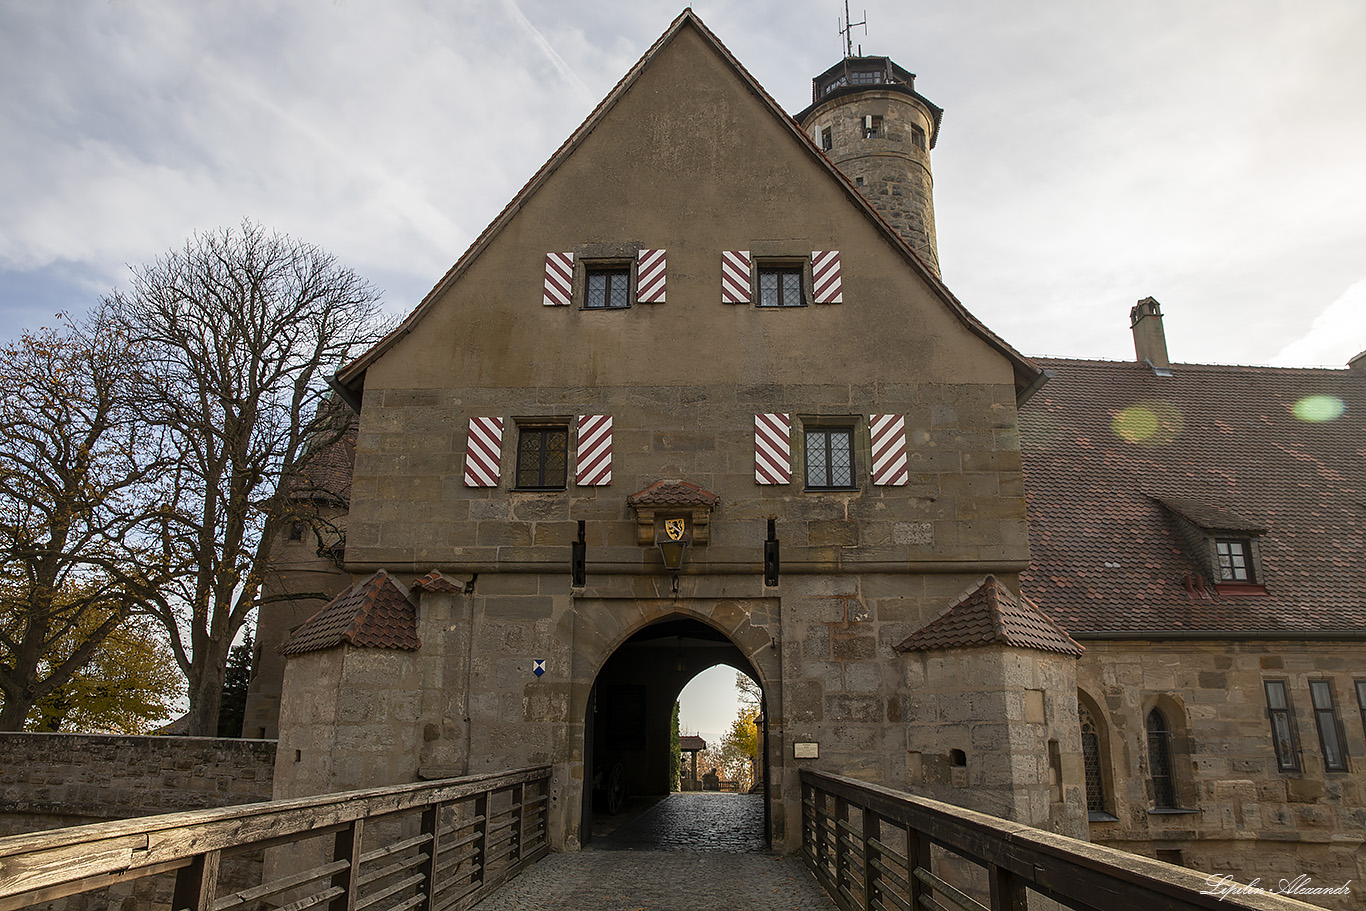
left=568, top=603, right=781, bottom=849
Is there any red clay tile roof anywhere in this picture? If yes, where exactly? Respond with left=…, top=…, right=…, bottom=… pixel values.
left=281, top=570, right=420, bottom=656
left=412, top=570, right=464, bottom=593
left=286, top=418, right=357, bottom=506
left=896, top=575, right=1083, bottom=656
left=1019, top=358, right=1366, bottom=636
left=1151, top=496, right=1266, bottom=534
left=627, top=479, right=720, bottom=508
left=679, top=735, right=707, bottom=752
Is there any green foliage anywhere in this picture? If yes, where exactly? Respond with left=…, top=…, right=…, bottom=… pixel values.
left=719, top=705, right=760, bottom=791
left=216, top=632, right=254, bottom=737
left=669, top=700, right=681, bottom=791
left=714, top=673, right=762, bottom=791
left=26, top=613, right=182, bottom=734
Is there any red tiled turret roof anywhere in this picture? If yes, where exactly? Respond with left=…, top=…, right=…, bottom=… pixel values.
left=896, top=575, right=1083, bottom=656
left=281, top=570, right=420, bottom=656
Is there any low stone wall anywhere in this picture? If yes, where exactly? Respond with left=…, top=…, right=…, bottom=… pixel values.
left=0, top=732, right=276, bottom=837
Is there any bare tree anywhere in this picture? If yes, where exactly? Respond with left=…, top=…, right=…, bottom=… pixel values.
left=0, top=310, right=169, bottom=730
left=109, top=220, right=386, bottom=736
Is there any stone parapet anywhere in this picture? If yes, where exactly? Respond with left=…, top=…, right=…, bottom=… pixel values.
left=0, top=733, right=275, bottom=837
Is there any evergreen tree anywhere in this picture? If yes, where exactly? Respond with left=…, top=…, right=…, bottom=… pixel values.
left=216, top=633, right=253, bottom=737
left=670, top=701, right=681, bottom=791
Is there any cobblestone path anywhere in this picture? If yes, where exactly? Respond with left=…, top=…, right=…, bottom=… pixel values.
left=472, top=793, right=835, bottom=910
left=595, top=792, right=766, bottom=852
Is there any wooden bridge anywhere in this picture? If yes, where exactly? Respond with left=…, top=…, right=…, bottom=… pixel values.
left=0, top=767, right=1323, bottom=911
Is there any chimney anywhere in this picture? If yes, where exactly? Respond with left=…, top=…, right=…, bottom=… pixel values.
left=1130, top=297, right=1171, bottom=371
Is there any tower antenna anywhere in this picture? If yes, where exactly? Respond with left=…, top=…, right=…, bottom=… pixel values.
left=839, top=1, right=868, bottom=59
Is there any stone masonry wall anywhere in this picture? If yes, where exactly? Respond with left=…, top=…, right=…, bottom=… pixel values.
left=800, top=88, right=940, bottom=274
left=1079, top=640, right=1366, bottom=910
left=0, top=733, right=276, bottom=837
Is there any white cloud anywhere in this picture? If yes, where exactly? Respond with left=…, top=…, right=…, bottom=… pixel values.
left=1, top=0, right=1365, bottom=367
left=1271, top=278, right=1366, bottom=368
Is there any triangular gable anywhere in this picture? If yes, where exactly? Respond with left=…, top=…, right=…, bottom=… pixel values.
left=895, top=575, right=1082, bottom=656
left=334, top=9, right=1042, bottom=405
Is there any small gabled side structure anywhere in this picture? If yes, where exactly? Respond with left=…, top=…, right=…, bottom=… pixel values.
left=275, top=572, right=423, bottom=796
left=895, top=577, right=1086, bottom=834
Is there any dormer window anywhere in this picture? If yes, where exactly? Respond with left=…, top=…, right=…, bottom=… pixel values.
left=1152, top=497, right=1268, bottom=596
left=1216, top=538, right=1252, bottom=582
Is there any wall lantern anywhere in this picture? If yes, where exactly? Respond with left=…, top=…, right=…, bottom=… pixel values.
left=655, top=516, right=691, bottom=571
left=626, top=480, right=720, bottom=590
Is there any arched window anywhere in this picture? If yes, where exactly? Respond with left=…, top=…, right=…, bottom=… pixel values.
left=1146, top=708, right=1177, bottom=808
left=1079, top=702, right=1107, bottom=814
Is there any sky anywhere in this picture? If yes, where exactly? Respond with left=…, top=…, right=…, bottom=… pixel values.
left=678, top=664, right=746, bottom=747
left=3, top=1, right=1366, bottom=369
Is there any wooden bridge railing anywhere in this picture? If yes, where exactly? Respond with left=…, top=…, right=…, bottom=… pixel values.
left=0, top=765, right=550, bottom=911
left=801, top=770, right=1323, bottom=911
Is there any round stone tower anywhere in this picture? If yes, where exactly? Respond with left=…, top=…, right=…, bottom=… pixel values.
left=796, top=56, right=944, bottom=276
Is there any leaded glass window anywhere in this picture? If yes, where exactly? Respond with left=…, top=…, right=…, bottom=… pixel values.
left=1264, top=680, right=1301, bottom=772
left=1079, top=702, right=1106, bottom=814
left=516, top=426, right=568, bottom=489
left=1357, top=681, right=1366, bottom=743
left=1310, top=680, right=1348, bottom=772
left=585, top=267, right=631, bottom=309
left=758, top=267, right=804, bottom=307
left=1146, top=708, right=1176, bottom=808
left=805, top=428, right=854, bottom=489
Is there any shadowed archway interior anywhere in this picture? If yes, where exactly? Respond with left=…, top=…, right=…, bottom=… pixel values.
left=582, top=616, right=768, bottom=847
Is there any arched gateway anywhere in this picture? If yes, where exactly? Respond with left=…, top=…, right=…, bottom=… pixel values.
left=265, top=9, right=1088, bottom=855
left=583, top=614, right=770, bottom=842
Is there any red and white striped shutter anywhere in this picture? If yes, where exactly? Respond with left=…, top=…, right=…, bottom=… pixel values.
left=576, top=414, right=612, bottom=486
left=754, top=413, right=791, bottom=485
left=542, top=252, right=574, bottom=306
left=722, top=251, right=752, bottom=304
left=637, top=250, right=666, bottom=303
left=870, top=414, right=909, bottom=486
left=463, top=417, right=504, bottom=487
left=811, top=251, right=843, bottom=303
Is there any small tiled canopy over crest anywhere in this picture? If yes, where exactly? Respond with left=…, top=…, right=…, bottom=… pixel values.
left=281, top=570, right=420, bottom=656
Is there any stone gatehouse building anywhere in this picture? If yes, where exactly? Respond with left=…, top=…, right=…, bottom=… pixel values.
left=248, top=10, right=1365, bottom=902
